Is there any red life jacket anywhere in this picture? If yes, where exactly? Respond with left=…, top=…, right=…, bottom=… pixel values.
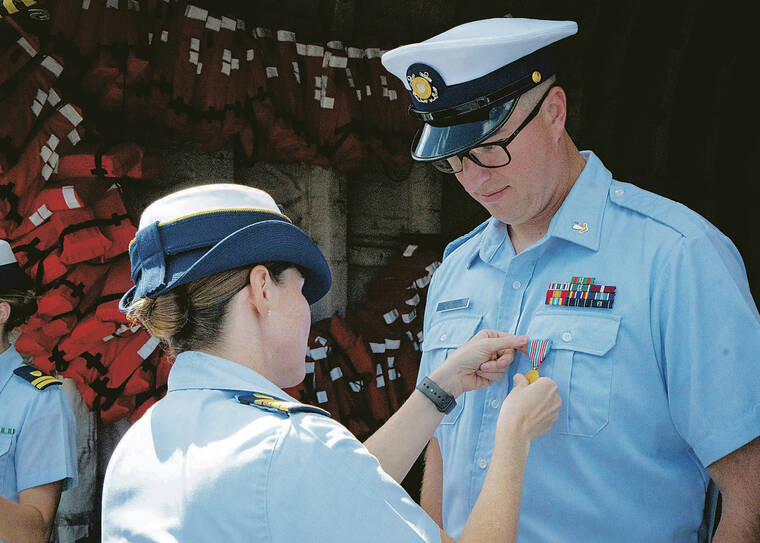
left=99, top=0, right=142, bottom=49
left=36, top=261, right=109, bottom=318
left=41, top=313, right=78, bottom=337
left=94, top=255, right=132, bottom=324
left=56, top=142, right=163, bottom=179
left=15, top=328, right=58, bottom=357
left=170, top=4, right=208, bottom=107
left=0, top=55, right=64, bottom=152
left=71, top=0, right=104, bottom=55
left=92, top=187, right=136, bottom=262
left=62, top=329, right=160, bottom=417
left=0, top=34, right=40, bottom=87
left=328, top=313, right=391, bottom=425
left=0, top=103, right=84, bottom=222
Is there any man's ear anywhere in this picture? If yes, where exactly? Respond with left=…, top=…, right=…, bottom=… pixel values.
left=247, top=265, right=272, bottom=317
left=0, top=302, right=10, bottom=326
left=543, top=85, right=567, bottom=140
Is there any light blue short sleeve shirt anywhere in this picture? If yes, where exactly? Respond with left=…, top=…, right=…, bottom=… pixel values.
left=418, top=151, right=760, bottom=543
left=102, top=351, right=441, bottom=543
left=0, top=345, right=78, bottom=506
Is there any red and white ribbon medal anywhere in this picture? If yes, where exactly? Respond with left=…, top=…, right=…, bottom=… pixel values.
left=526, top=338, right=552, bottom=384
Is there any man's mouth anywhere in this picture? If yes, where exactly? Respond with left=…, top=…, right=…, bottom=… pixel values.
left=481, top=185, right=509, bottom=202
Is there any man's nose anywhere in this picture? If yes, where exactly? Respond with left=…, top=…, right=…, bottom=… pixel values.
left=456, top=157, right=491, bottom=193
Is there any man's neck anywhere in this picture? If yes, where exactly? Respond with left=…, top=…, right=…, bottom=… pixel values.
left=508, top=148, right=586, bottom=254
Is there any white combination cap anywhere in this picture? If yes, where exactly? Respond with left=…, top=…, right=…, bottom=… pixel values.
left=381, top=18, right=578, bottom=161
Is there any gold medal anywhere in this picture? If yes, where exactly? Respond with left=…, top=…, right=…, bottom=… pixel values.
left=527, top=339, right=552, bottom=384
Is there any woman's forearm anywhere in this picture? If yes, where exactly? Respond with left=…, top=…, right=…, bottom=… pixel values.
left=363, top=389, right=445, bottom=483
left=457, top=432, right=530, bottom=543
left=363, top=367, right=460, bottom=483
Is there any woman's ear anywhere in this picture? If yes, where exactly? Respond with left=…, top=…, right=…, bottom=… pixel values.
left=0, top=302, right=10, bottom=325
left=247, top=265, right=273, bottom=317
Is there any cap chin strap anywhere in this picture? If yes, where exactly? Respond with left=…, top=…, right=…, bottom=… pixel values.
left=409, top=72, right=539, bottom=125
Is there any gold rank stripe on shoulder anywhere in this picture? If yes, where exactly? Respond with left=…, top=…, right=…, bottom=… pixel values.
left=236, top=392, right=331, bottom=417
left=13, top=365, right=63, bottom=390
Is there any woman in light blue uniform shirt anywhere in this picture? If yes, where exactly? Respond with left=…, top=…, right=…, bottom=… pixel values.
left=102, top=184, right=561, bottom=543
left=0, top=240, right=78, bottom=543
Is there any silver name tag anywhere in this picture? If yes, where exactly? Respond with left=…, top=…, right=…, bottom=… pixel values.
left=436, top=297, right=470, bottom=312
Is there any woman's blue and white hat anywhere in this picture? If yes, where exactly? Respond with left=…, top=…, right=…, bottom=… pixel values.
left=119, top=184, right=332, bottom=311
left=0, top=240, right=34, bottom=292
left=381, top=18, right=577, bottom=161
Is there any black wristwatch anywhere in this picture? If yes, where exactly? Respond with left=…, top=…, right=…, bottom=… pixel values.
left=416, top=376, right=457, bottom=414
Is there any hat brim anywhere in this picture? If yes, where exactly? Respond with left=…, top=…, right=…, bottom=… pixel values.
left=0, top=263, right=34, bottom=292
left=120, top=220, right=331, bottom=311
left=412, top=98, right=518, bottom=162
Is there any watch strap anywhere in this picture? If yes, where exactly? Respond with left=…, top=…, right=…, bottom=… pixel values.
left=416, top=376, right=457, bottom=414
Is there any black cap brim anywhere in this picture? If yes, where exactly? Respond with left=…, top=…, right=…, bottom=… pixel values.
left=412, top=98, right=518, bottom=161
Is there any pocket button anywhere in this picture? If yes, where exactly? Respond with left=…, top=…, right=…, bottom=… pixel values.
left=561, top=331, right=572, bottom=342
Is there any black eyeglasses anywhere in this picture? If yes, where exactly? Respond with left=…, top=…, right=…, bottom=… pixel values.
left=432, top=85, right=555, bottom=174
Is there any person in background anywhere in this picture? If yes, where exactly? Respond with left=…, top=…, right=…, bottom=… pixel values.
left=101, top=183, right=561, bottom=543
left=382, top=16, right=760, bottom=543
left=0, top=239, right=78, bottom=543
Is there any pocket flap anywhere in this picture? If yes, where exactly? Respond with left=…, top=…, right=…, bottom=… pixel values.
left=422, top=315, right=483, bottom=351
left=528, top=312, right=620, bottom=356
left=0, top=434, right=12, bottom=456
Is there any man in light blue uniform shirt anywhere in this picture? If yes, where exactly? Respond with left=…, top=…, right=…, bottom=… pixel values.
left=0, top=239, right=78, bottom=543
left=103, top=350, right=441, bottom=542
left=383, top=17, right=760, bottom=543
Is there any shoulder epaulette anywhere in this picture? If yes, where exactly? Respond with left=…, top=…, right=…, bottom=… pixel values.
left=443, top=219, right=490, bottom=259
left=609, top=181, right=710, bottom=239
left=236, top=392, right=331, bottom=418
left=13, top=365, right=63, bottom=390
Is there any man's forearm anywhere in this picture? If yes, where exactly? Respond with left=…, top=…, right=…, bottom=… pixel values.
left=0, top=496, right=50, bottom=543
left=711, top=499, right=760, bottom=543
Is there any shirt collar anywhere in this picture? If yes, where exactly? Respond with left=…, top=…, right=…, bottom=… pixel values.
left=167, top=350, right=294, bottom=400
left=0, top=344, right=23, bottom=392
left=468, top=151, right=611, bottom=268
left=546, top=150, right=611, bottom=252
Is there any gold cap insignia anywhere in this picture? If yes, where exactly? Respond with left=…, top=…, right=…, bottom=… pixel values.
left=407, top=72, right=438, bottom=103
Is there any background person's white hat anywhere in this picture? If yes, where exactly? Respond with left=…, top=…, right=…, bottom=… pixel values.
left=381, top=18, right=578, bottom=161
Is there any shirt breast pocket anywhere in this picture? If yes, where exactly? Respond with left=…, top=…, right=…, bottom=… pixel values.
left=528, top=310, right=621, bottom=437
left=0, top=433, right=13, bottom=491
left=421, top=314, right=483, bottom=425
